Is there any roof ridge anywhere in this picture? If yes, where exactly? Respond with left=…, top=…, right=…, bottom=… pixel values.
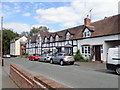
left=91, top=14, right=120, bottom=25
left=49, top=25, right=84, bottom=35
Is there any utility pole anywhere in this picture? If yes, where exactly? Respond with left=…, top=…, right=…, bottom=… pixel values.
left=1, top=16, right=4, bottom=66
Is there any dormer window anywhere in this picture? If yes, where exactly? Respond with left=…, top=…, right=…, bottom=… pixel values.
left=50, top=36, right=53, bottom=42
left=45, top=37, right=47, bottom=42
left=66, top=32, right=71, bottom=40
left=29, top=40, right=31, bottom=43
left=39, top=37, right=41, bottom=42
left=83, top=28, right=91, bottom=38
left=55, top=35, right=59, bottom=41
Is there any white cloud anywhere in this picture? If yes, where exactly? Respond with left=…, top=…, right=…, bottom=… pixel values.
left=31, top=24, right=49, bottom=29
left=22, top=12, right=31, bottom=16
left=3, top=5, right=10, bottom=10
left=35, top=0, right=119, bottom=28
left=16, top=9, right=21, bottom=13
left=4, top=22, right=31, bottom=33
left=14, top=3, right=20, bottom=9
left=49, top=29, right=56, bottom=32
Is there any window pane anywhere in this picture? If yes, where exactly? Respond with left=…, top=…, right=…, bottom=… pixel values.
left=82, top=47, right=84, bottom=53
left=88, top=46, right=90, bottom=53
left=84, top=32, right=86, bottom=37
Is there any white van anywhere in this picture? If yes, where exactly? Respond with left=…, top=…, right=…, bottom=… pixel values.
left=106, top=47, right=120, bottom=75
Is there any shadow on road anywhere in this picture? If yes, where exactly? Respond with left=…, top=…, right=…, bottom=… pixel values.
left=95, top=69, right=117, bottom=75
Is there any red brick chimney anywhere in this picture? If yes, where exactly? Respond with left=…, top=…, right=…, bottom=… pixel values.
left=84, top=15, right=91, bottom=25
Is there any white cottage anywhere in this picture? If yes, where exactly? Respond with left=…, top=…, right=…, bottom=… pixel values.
left=10, top=36, right=27, bottom=56
left=26, top=14, right=120, bottom=62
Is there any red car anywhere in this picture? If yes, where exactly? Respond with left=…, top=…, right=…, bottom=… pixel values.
left=28, top=54, right=41, bottom=61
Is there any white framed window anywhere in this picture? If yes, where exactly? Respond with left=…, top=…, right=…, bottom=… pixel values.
left=39, top=37, right=41, bottom=42
left=83, top=28, right=91, bottom=38
left=50, top=36, right=53, bottom=42
left=66, top=32, right=71, bottom=40
left=82, top=45, right=91, bottom=58
left=55, top=35, right=59, bottom=41
left=45, top=37, right=47, bottom=42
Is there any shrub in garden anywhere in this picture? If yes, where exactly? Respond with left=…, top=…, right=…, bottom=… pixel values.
left=74, top=50, right=84, bottom=61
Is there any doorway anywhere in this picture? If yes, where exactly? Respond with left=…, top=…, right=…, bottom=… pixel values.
left=94, top=45, right=101, bottom=61
left=56, top=47, right=62, bottom=53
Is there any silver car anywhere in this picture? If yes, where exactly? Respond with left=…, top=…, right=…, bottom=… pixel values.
left=38, top=54, right=52, bottom=62
left=50, top=53, right=74, bottom=66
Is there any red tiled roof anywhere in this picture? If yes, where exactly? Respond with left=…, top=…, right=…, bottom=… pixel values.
left=31, top=35, right=37, bottom=43
left=46, top=14, right=120, bottom=40
left=30, top=14, right=120, bottom=42
left=89, top=14, right=120, bottom=37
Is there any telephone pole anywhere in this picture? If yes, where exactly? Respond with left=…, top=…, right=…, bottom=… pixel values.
left=1, top=16, right=4, bottom=66
left=1, top=16, right=3, bottom=57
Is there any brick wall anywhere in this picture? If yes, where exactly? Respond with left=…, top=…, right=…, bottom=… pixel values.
left=10, top=64, right=34, bottom=88
left=9, top=64, right=66, bottom=89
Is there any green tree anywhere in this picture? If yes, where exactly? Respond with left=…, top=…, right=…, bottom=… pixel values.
left=20, top=31, right=29, bottom=37
left=74, top=50, right=84, bottom=61
left=2, top=29, right=19, bottom=55
left=29, top=26, right=49, bottom=37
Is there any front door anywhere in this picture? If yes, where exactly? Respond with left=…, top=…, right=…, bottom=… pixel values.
left=94, top=45, right=101, bottom=61
left=57, top=47, right=62, bottom=53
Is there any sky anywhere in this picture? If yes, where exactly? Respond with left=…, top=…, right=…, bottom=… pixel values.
left=0, top=0, right=119, bottom=33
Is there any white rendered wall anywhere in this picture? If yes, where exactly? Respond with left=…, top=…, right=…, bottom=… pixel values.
left=10, top=36, right=27, bottom=56
left=78, top=34, right=120, bottom=61
left=15, top=40, right=20, bottom=55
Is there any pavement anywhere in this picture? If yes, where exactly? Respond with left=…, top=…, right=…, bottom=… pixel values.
left=0, top=66, right=2, bottom=90
left=1, top=59, right=18, bottom=88
left=74, top=61, right=106, bottom=70
left=4, top=57, right=118, bottom=88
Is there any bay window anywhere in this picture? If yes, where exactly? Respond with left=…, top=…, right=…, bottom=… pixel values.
left=82, top=45, right=91, bottom=58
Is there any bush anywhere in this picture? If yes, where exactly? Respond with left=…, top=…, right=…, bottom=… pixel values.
left=74, top=50, right=84, bottom=61
left=20, top=53, right=28, bottom=58
left=47, top=50, right=52, bottom=54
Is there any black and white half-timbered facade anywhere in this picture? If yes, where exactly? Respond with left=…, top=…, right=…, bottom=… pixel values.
left=26, top=14, right=120, bottom=62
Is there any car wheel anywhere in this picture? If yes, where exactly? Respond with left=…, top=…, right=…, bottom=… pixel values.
left=115, top=67, right=120, bottom=75
left=60, top=60, right=64, bottom=66
left=50, top=59, right=53, bottom=64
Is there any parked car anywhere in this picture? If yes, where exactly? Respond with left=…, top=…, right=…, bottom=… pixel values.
left=28, top=54, right=41, bottom=61
left=106, top=47, right=120, bottom=75
left=3, top=55, right=11, bottom=58
left=50, top=53, right=74, bottom=66
left=38, top=54, right=52, bottom=62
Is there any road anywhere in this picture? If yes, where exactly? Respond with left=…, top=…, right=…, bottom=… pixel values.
left=4, top=57, right=119, bottom=88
